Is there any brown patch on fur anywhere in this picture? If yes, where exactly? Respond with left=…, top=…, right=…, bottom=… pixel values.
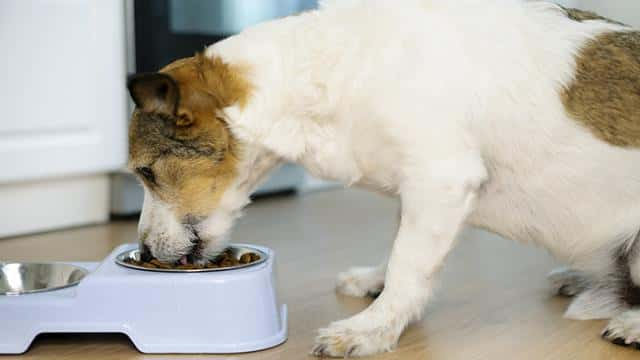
left=561, top=31, right=640, bottom=147
left=160, top=53, right=251, bottom=110
left=560, top=6, right=627, bottom=26
left=128, top=53, right=252, bottom=220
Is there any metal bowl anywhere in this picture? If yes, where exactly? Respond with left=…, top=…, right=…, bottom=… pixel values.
left=0, top=262, right=88, bottom=296
left=115, top=245, right=268, bottom=273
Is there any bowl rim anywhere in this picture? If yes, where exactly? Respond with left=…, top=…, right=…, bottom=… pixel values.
left=114, top=244, right=269, bottom=273
left=0, top=262, right=89, bottom=296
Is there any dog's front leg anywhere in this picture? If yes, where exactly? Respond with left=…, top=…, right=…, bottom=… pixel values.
left=312, top=153, right=486, bottom=357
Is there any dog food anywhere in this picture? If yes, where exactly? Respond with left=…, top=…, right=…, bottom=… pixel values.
left=124, top=248, right=261, bottom=270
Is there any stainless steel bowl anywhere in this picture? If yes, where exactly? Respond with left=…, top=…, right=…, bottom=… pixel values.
left=115, top=245, right=268, bottom=273
left=0, top=262, right=88, bottom=296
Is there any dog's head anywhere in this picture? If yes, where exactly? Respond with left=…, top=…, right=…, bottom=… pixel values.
left=127, top=54, right=253, bottom=263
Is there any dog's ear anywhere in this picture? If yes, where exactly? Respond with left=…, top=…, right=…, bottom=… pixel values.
left=127, top=73, right=180, bottom=115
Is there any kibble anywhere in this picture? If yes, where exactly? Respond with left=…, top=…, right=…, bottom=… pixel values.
left=239, top=253, right=253, bottom=264
left=124, top=249, right=261, bottom=270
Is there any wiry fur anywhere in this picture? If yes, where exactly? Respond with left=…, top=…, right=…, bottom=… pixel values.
left=560, top=6, right=627, bottom=26
left=129, top=0, right=640, bottom=356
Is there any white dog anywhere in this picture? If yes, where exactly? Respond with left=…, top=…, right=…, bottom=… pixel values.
left=126, top=0, right=640, bottom=356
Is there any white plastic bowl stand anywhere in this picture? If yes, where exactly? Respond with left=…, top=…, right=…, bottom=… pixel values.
left=0, top=243, right=287, bottom=354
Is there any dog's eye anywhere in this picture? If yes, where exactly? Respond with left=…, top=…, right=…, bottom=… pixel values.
left=136, top=167, right=155, bottom=184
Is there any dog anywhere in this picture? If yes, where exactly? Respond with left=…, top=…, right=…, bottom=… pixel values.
left=126, top=0, right=640, bottom=357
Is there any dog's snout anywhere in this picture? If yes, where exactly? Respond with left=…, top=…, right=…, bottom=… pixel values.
left=140, top=213, right=224, bottom=264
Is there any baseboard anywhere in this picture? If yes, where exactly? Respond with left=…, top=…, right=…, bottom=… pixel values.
left=0, top=175, right=110, bottom=238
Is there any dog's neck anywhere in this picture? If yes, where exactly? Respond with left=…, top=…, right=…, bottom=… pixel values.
left=206, top=11, right=375, bottom=189
left=205, top=11, right=338, bottom=164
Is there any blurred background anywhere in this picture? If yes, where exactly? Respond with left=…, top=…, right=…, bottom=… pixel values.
left=0, top=0, right=639, bottom=237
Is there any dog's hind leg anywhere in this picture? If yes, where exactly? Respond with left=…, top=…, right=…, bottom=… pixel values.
left=601, top=234, right=640, bottom=349
left=548, top=267, right=591, bottom=297
left=336, top=260, right=387, bottom=298
left=335, top=212, right=398, bottom=298
left=564, top=282, right=628, bottom=320
left=602, top=309, right=640, bottom=348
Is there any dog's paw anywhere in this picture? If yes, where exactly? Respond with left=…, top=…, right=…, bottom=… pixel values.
left=311, top=318, right=399, bottom=357
left=336, top=267, right=384, bottom=298
left=602, top=310, right=640, bottom=349
left=548, top=267, right=589, bottom=297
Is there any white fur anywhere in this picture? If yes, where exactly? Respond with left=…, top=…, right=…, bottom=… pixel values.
left=565, top=286, right=628, bottom=320
left=138, top=188, right=196, bottom=261
left=142, top=0, right=639, bottom=356
left=546, top=267, right=628, bottom=320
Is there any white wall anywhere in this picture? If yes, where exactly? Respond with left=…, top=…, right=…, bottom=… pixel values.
left=579, top=0, right=640, bottom=27
left=554, top=0, right=581, bottom=8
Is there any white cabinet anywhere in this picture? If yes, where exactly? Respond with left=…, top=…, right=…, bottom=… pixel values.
left=0, top=0, right=128, bottom=236
left=0, top=0, right=127, bottom=183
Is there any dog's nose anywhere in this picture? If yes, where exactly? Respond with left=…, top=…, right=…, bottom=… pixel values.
left=140, top=244, right=153, bottom=262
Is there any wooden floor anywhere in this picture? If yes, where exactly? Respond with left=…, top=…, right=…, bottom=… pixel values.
left=0, top=188, right=637, bottom=359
